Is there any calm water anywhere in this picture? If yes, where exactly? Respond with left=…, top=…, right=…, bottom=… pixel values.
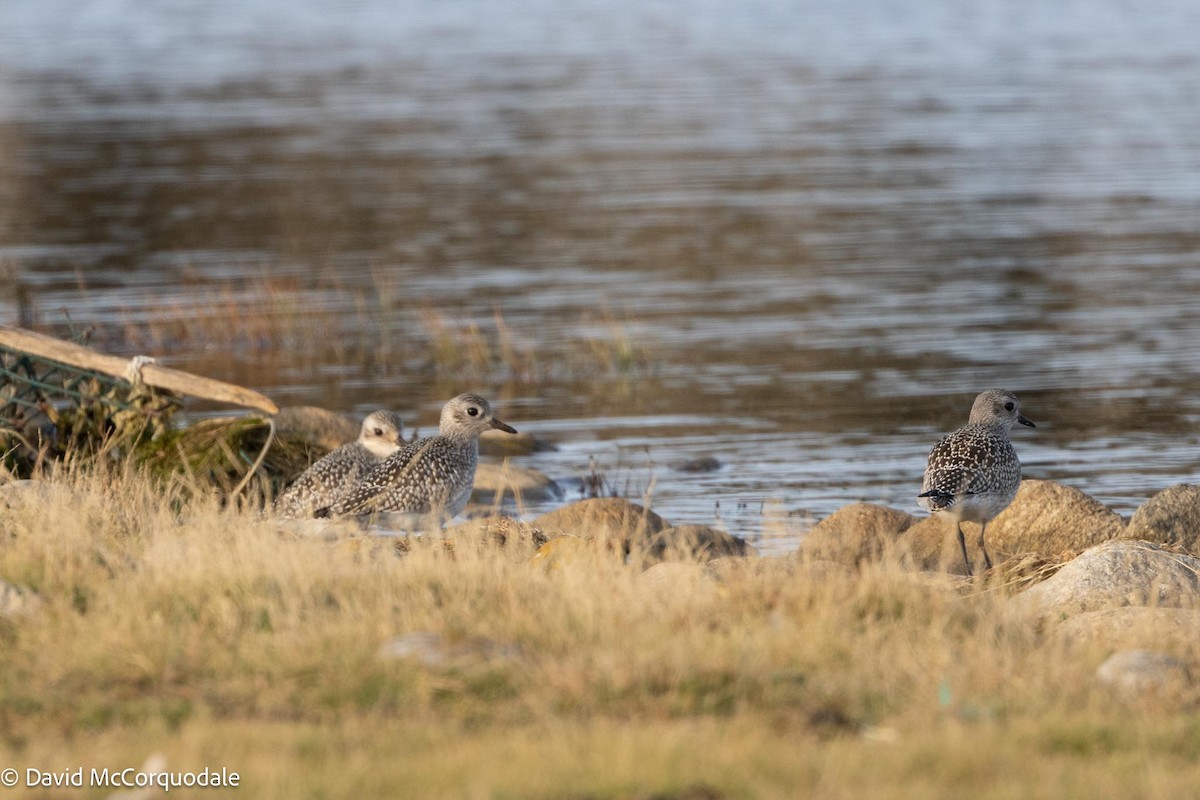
left=2, top=0, right=1200, bottom=552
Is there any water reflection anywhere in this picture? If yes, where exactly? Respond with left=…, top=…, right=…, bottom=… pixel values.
left=2, top=0, right=1200, bottom=549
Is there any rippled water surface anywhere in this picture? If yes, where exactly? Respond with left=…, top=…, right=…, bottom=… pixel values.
left=2, top=0, right=1200, bottom=552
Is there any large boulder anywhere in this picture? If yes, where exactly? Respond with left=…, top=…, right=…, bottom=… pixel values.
left=531, top=498, right=667, bottom=550
left=899, top=480, right=1124, bottom=573
left=1053, top=607, right=1200, bottom=652
left=1011, top=540, right=1200, bottom=621
left=1121, top=484, right=1200, bottom=554
left=895, top=516, right=969, bottom=574
left=984, top=480, right=1125, bottom=557
left=797, top=504, right=917, bottom=567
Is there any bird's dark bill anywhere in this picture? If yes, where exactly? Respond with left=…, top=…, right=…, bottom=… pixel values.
left=1018, top=414, right=1036, bottom=427
left=490, top=419, right=518, bottom=434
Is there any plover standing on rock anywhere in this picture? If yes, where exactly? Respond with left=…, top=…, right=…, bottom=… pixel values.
left=275, top=409, right=406, bottom=519
left=321, top=393, right=517, bottom=527
left=918, top=389, right=1035, bottom=576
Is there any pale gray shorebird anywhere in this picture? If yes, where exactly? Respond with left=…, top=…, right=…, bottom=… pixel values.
left=275, top=410, right=406, bottom=519
left=918, top=389, right=1035, bottom=576
left=320, top=392, right=516, bottom=525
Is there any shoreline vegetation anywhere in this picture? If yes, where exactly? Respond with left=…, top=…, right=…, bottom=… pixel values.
left=2, top=406, right=1200, bottom=797
left=2, top=326, right=1199, bottom=797
left=13, top=279, right=657, bottom=386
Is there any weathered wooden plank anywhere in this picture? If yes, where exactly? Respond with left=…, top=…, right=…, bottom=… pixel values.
left=0, top=324, right=278, bottom=415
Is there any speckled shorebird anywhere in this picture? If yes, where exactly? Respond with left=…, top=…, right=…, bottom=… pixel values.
left=322, top=392, right=516, bottom=524
left=918, top=389, right=1035, bottom=576
left=274, top=410, right=406, bottom=519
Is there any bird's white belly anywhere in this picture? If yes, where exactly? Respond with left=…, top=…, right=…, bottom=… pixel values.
left=935, top=489, right=1016, bottom=524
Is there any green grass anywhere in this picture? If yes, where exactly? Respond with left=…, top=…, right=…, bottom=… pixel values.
left=0, top=469, right=1197, bottom=798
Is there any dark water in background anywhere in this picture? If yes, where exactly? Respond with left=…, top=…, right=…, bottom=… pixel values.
left=2, top=0, right=1200, bottom=551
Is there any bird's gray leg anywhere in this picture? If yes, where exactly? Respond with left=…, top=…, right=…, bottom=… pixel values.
left=956, top=522, right=973, bottom=577
left=978, top=522, right=992, bottom=570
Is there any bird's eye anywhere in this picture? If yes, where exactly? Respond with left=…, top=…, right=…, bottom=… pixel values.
left=467, top=407, right=480, bottom=417
left=373, top=428, right=384, bottom=436
left=1004, top=402, right=1015, bottom=412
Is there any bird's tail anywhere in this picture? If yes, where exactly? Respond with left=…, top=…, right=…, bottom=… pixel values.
left=917, top=489, right=959, bottom=512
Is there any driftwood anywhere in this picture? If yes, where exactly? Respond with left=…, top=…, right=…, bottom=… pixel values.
left=0, top=324, right=278, bottom=415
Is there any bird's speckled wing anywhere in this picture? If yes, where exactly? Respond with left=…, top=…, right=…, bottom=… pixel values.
left=328, top=438, right=430, bottom=515
left=920, top=425, right=1020, bottom=506
left=367, top=437, right=477, bottom=515
left=275, top=443, right=373, bottom=518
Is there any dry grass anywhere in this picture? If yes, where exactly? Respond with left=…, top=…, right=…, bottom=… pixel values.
left=115, top=276, right=335, bottom=356
left=27, top=269, right=655, bottom=384
left=2, top=470, right=1200, bottom=798
left=419, top=305, right=654, bottom=382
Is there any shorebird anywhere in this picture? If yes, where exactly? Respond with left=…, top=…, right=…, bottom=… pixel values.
left=918, top=389, right=1035, bottom=576
left=321, top=392, right=516, bottom=525
left=275, top=409, right=406, bottom=518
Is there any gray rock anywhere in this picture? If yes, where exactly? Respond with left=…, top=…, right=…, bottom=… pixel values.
left=1122, top=484, right=1200, bottom=554
left=1011, top=540, right=1200, bottom=621
left=471, top=462, right=563, bottom=505
left=1095, top=649, right=1191, bottom=695
left=671, top=456, right=723, bottom=473
left=1054, top=607, right=1200, bottom=651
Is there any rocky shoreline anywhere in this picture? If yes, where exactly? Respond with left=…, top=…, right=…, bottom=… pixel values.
left=9, top=403, right=1200, bottom=699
